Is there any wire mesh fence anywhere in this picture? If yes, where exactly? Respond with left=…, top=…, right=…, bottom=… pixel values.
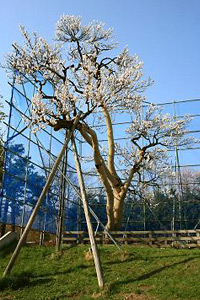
left=1, top=77, right=200, bottom=235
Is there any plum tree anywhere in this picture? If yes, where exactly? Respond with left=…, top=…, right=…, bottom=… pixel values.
left=5, top=15, right=191, bottom=230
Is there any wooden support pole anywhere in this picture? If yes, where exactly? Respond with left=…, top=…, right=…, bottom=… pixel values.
left=3, top=114, right=81, bottom=277
left=71, top=135, right=104, bottom=288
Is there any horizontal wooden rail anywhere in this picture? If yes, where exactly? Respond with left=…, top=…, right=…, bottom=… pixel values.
left=62, top=230, right=200, bottom=248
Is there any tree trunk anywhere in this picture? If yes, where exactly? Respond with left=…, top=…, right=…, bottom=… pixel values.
left=105, top=189, right=115, bottom=231
left=0, top=223, right=6, bottom=237
left=11, top=225, right=15, bottom=232
left=106, top=188, right=126, bottom=231
left=113, top=196, right=125, bottom=230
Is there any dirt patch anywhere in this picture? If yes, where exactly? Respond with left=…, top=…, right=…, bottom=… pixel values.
left=124, top=293, right=155, bottom=300
left=84, top=249, right=93, bottom=261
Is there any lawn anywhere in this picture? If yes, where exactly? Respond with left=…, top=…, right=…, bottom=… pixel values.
left=0, top=243, right=200, bottom=299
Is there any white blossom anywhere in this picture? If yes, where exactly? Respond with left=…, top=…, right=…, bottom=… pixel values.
left=4, top=15, right=194, bottom=197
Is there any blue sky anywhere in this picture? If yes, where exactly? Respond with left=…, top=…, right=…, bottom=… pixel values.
left=1, top=1, right=199, bottom=159
left=0, top=0, right=199, bottom=106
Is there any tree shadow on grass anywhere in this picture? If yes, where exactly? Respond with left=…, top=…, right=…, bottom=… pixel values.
left=106, top=252, right=200, bottom=267
left=0, top=271, right=32, bottom=291
left=0, top=272, right=63, bottom=291
left=31, top=263, right=90, bottom=279
left=0, top=263, right=91, bottom=292
left=144, top=253, right=200, bottom=260
left=0, top=240, right=18, bottom=259
left=111, top=256, right=197, bottom=293
left=0, top=276, right=52, bottom=291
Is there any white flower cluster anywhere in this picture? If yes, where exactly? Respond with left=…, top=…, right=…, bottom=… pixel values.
left=6, top=27, right=63, bottom=85
left=115, top=142, right=137, bottom=166
left=5, top=15, right=153, bottom=130
left=126, top=104, right=192, bottom=148
left=31, top=92, right=50, bottom=131
left=55, top=15, right=113, bottom=44
left=55, top=82, right=77, bottom=115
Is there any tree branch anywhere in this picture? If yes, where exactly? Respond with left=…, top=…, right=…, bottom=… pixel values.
left=101, top=106, right=121, bottom=185
left=78, top=122, right=120, bottom=188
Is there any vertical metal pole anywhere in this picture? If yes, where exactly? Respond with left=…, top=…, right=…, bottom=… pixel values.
left=173, top=101, right=184, bottom=229
left=3, top=114, right=81, bottom=277
left=20, top=82, right=34, bottom=236
left=171, top=176, right=176, bottom=232
left=140, top=105, right=147, bottom=231
left=20, top=128, right=31, bottom=237
left=0, top=78, right=15, bottom=236
left=175, top=149, right=182, bottom=229
left=37, top=139, right=48, bottom=245
left=77, top=138, right=83, bottom=233
left=71, top=135, right=104, bottom=288
left=56, top=146, right=68, bottom=252
left=143, top=202, right=146, bottom=231
left=40, top=126, right=53, bottom=245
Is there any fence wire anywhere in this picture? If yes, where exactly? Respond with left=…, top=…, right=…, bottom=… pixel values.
left=0, top=78, right=200, bottom=234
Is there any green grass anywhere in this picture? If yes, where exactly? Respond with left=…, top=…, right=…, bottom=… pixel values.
left=1, top=243, right=200, bottom=299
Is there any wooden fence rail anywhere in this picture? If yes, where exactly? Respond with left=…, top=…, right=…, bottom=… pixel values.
left=62, top=230, right=200, bottom=248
